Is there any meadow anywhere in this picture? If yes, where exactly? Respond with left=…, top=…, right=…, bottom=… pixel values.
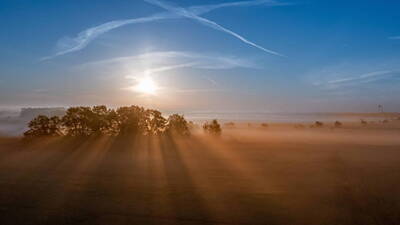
left=0, top=120, right=400, bottom=225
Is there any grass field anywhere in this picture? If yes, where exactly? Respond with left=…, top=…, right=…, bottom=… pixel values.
left=0, top=123, right=400, bottom=225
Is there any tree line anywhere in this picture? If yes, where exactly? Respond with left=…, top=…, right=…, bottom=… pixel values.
left=24, top=105, right=221, bottom=137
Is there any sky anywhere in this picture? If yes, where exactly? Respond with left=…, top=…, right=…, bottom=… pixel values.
left=0, top=0, right=400, bottom=112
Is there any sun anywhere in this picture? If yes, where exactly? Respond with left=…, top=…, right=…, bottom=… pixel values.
left=134, top=77, right=158, bottom=95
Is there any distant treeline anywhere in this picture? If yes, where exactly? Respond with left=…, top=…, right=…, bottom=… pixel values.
left=24, top=105, right=221, bottom=137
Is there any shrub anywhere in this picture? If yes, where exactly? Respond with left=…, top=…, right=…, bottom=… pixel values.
left=360, top=119, right=368, bottom=126
left=334, top=121, right=342, bottom=128
left=315, top=121, right=324, bottom=127
left=261, top=123, right=269, bottom=128
left=203, top=119, right=222, bottom=136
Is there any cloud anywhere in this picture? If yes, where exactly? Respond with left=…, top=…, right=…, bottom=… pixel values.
left=81, top=51, right=259, bottom=73
left=144, top=0, right=284, bottom=56
left=188, top=0, right=290, bottom=15
left=202, top=76, right=218, bottom=86
left=43, top=0, right=286, bottom=60
left=41, top=14, right=176, bottom=61
left=314, top=70, right=400, bottom=89
left=389, top=36, right=400, bottom=40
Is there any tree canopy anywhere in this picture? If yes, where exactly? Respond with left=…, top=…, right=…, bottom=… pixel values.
left=24, top=105, right=191, bottom=138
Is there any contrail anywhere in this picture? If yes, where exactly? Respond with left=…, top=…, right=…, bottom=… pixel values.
left=41, top=13, right=177, bottom=61
left=314, top=70, right=399, bottom=90
left=43, top=0, right=286, bottom=60
left=143, top=0, right=284, bottom=56
left=188, top=0, right=291, bottom=15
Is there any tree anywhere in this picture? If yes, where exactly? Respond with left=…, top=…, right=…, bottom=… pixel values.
left=24, top=115, right=62, bottom=137
left=146, top=109, right=167, bottom=135
left=89, top=105, right=113, bottom=134
left=166, top=114, right=190, bottom=136
left=24, top=105, right=195, bottom=138
left=61, top=107, right=93, bottom=136
left=115, top=106, right=147, bottom=135
left=203, top=119, right=222, bottom=136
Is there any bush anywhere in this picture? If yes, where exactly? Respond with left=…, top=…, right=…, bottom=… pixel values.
left=334, top=121, right=342, bottom=128
left=360, top=119, right=368, bottom=126
left=315, top=121, right=324, bottom=127
left=203, top=119, right=222, bottom=136
left=261, top=123, right=269, bottom=128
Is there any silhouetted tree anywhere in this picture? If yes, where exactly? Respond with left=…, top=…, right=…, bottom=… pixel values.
left=25, top=105, right=193, bottom=138
left=166, top=114, right=190, bottom=136
left=89, top=105, right=114, bottom=134
left=115, top=106, right=147, bottom=135
left=203, top=119, right=222, bottom=136
left=61, top=107, right=93, bottom=136
left=24, top=115, right=62, bottom=137
left=146, top=109, right=167, bottom=135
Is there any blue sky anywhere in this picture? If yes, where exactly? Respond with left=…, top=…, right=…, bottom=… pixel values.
left=0, top=0, right=400, bottom=112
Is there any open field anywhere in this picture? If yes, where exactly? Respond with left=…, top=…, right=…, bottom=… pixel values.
left=1, top=122, right=400, bottom=225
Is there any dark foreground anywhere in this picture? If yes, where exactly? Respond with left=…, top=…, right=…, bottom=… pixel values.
left=0, top=128, right=400, bottom=225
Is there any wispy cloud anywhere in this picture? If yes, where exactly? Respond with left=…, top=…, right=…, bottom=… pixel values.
left=41, top=14, right=176, bottom=61
left=81, top=51, right=259, bottom=71
left=389, top=36, right=400, bottom=40
left=314, top=70, right=400, bottom=89
left=43, top=0, right=286, bottom=60
left=78, top=50, right=255, bottom=93
left=202, top=76, right=218, bottom=86
left=144, top=0, right=284, bottom=56
left=188, top=0, right=290, bottom=15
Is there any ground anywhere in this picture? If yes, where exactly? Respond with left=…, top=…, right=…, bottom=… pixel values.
left=0, top=122, right=400, bottom=225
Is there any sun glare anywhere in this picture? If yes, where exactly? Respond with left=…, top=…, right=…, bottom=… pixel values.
left=134, top=77, right=158, bottom=95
